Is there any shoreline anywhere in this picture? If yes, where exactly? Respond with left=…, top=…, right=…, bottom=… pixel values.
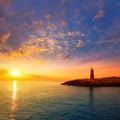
left=62, top=77, right=120, bottom=87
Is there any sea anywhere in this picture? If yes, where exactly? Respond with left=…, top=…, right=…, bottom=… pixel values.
left=0, top=80, right=120, bottom=120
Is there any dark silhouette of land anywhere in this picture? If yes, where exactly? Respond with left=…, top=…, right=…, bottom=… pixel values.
left=62, top=67, right=120, bottom=87
left=62, top=77, right=120, bottom=87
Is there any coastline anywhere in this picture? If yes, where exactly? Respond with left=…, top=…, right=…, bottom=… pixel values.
left=62, top=77, right=120, bottom=87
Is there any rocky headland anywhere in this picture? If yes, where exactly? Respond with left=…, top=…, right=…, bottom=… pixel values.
left=62, top=77, right=120, bottom=87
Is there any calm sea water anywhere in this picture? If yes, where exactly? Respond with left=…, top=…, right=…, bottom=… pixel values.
left=0, top=80, right=120, bottom=120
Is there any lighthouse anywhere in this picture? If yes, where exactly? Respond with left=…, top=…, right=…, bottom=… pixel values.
left=90, top=66, right=94, bottom=80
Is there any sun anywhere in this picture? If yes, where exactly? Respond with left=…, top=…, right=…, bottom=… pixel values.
left=10, top=70, right=20, bottom=77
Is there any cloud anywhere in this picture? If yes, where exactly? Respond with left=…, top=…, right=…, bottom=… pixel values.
left=67, top=31, right=80, bottom=36
left=98, top=37, right=120, bottom=44
left=0, top=68, right=10, bottom=80
left=0, top=33, right=11, bottom=44
left=76, top=40, right=84, bottom=47
left=0, top=31, right=84, bottom=61
left=61, top=0, right=66, bottom=4
left=63, top=53, right=71, bottom=60
left=7, top=38, right=50, bottom=58
left=55, top=31, right=81, bottom=38
left=57, top=50, right=71, bottom=60
left=0, top=18, right=7, bottom=28
left=34, top=20, right=45, bottom=27
left=94, top=10, right=104, bottom=20
left=98, top=16, right=120, bottom=44
left=81, top=33, right=86, bottom=37
left=0, top=0, right=10, bottom=9
left=0, top=0, right=118, bottom=64
left=44, top=14, right=52, bottom=19
left=0, top=69, right=8, bottom=75
left=0, top=2, right=70, bottom=61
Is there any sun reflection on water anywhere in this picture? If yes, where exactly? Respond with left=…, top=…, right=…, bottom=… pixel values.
left=10, top=80, right=17, bottom=120
left=12, top=81, right=17, bottom=100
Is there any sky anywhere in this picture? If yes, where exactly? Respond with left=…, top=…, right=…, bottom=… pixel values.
left=0, top=0, right=120, bottom=80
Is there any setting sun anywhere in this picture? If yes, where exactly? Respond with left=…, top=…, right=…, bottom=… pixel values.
left=10, top=70, right=20, bottom=77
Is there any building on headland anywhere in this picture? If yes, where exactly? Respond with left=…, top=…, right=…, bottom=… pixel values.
left=90, top=66, right=94, bottom=80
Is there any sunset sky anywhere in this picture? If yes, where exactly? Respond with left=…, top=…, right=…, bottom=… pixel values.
left=0, top=0, right=120, bottom=80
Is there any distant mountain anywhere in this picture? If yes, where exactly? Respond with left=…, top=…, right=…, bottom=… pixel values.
left=62, top=77, right=120, bottom=87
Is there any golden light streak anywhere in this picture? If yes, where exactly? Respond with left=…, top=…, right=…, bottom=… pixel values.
left=12, top=80, right=17, bottom=100
left=10, top=80, right=17, bottom=120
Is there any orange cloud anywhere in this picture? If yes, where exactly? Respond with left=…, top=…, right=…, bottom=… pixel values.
left=0, top=33, right=11, bottom=44
left=7, top=38, right=49, bottom=58
left=44, top=14, right=52, bottom=19
left=76, top=40, right=84, bottom=47
left=94, top=10, right=104, bottom=20
left=36, top=20, right=45, bottom=26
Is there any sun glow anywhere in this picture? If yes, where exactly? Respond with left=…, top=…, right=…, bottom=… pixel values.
left=10, top=70, right=20, bottom=77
